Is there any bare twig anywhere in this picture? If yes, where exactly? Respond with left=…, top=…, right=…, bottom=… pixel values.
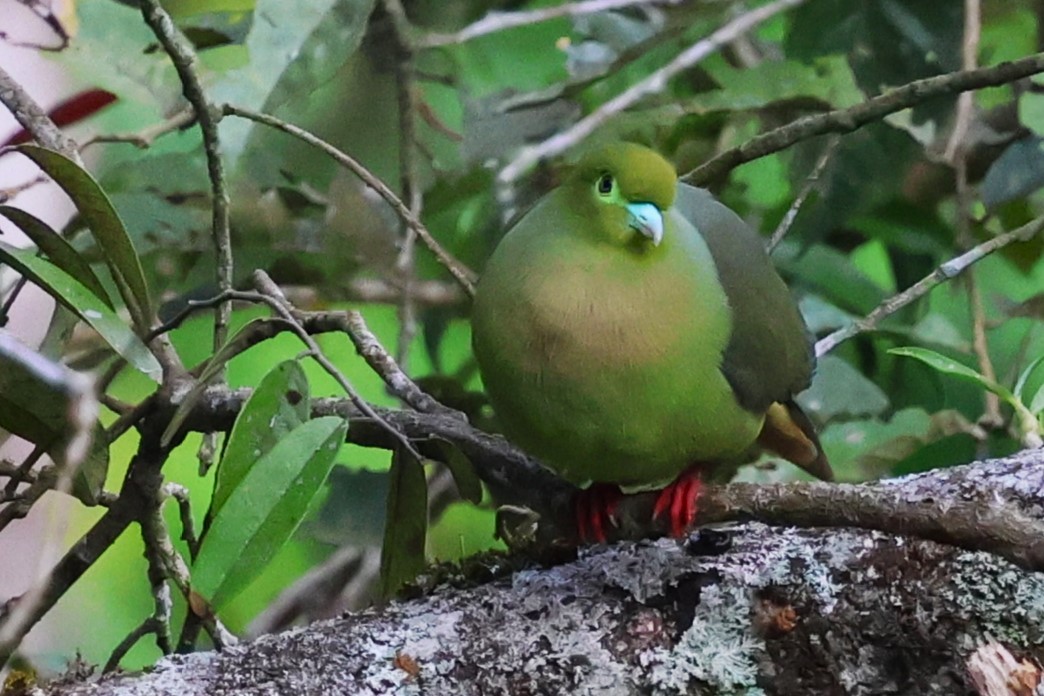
left=497, top=0, right=807, bottom=185
left=2, top=443, right=44, bottom=497
left=0, top=426, right=169, bottom=668
left=341, top=310, right=459, bottom=418
left=767, top=134, right=840, bottom=253
left=138, top=0, right=233, bottom=357
left=250, top=271, right=424, bottom=462
left=815, top=215, right=1044, bottom=357
left=140, top=494, right=236, bottom=649
left=385, top=0, right=423, bottom=372
left=969, top=276, right=1003, bottom=428
left=684, top=51, right=1044, bottom=186
left=164, top=482, right=199, bottom=559
left=0, top=175, right=47, bottom=202
left=340, top=277, right=464, bottom=307
left=81, top=106, right=195, bottom=150
left=104, top=616, right=166, bottom=674
left=222, top=105, right=477, bottom=296
left=944, top=0, right=981, bottom=163
left=0, top=64, right=81, bottom=162
left=947, top=0, right=1002, bottom=431
left=417, top=0, right=678, bottom=48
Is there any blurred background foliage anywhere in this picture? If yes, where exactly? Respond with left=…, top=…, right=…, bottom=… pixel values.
left=1, top=0, right=1043, bottom=675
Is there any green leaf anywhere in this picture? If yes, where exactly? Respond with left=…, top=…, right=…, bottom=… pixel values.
left=697, top=56, right=863, bottom=114
left=0, top=206, right=112, bottom=306
left=982, top=136, right=1044, bottom=209
left=379, top=449, right=428, bottom=599
left=71, top=425, right=111, bottom=507
left=0, top=243, right=161, bottom=382
left=11, top=145, right=152, bottom=332
left=207, top=360, right=310, bottom=528
left=431, top=439, right=483, bottom=505
left=1014, top=355, right=1044, bottom=414
left=161, top=317, right=292, bottom=446
left=166, top=0, right=256, bottom=18
left=0, top=329, right=101, bottom=477
left=192, top=416, right=347, bottom=609
left=798, top=355, right=890, bottom=421
left=891, top=433, right=979, bottom=476
left=889, top=346, right=1018, bottom=403
left=890, top=346, right=1043, bottom=446
left=212, top=0, right=377, bottom=166
left=774, top=242, right=887, bottom=315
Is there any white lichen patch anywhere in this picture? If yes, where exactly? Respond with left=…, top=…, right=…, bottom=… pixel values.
left=645, top=583, right=763, bottom=694
left=948, top=551, right=1044, bottom=645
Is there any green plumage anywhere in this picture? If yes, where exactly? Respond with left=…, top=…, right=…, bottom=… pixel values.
left=471, top=143, right=825, bottom=490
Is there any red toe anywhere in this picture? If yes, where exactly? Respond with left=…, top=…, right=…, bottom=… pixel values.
left=574, top=484, right=622, bottom=544
left=652, top=469, right=703, bottom=538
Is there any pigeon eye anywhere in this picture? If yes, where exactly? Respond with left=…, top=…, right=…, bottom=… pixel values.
left=596, top=174, right=614, bottom=195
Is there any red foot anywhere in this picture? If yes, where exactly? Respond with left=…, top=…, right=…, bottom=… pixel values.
left=652, top=469, right=703, bottom=538
left=574, top=484, right=623, bottom=544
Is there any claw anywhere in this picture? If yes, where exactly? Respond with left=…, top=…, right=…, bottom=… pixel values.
left=574, top=484, right=623, bottom=544
left=652, top=469, right=703, bottom=538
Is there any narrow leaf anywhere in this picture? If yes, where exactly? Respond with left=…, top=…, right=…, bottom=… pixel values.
left=192, top=416, right=348, bottom=608
left=379, top=449, right=428, bottom=599
left=888, top=347, right=1018, bottom=403
left=1014, top=356, right=1044, bottom=414
left=431, top=439, right=483, bottom=505
left=11, top=145, right=152, bottom=331
left=0, top=329, right=100, bottom=475
left=0, top=242, right=161, bottom=382
left=0, top=205, right=112, bottom=306
left=207, top=360, right=310, bottom=527
left=890, top=346, right=1043, bottom=446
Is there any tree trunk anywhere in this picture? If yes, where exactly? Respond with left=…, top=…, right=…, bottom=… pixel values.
left=44, top=450, right=1044, bottom=695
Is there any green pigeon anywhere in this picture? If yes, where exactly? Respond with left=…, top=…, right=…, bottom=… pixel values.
left=471, top=142, right=831, bottom=541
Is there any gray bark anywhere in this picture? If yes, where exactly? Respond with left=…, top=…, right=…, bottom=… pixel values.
left=44, top=450, right=1044, bottom=695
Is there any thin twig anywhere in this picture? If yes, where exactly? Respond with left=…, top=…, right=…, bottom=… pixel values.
left=140, top=494, right=236, bottom=649
left=497, top=0, right=807, bottom=185
left=250, top=271, right=424, bottom=462
left=0, top=64, right=81, bottom=162
left=81, top=106, right=195, bottom=150
left=138, top=0, right=233, bottom=356
left=948, top=0, right=1002, bottom=431
left=164, top=482, right=200, bottom=559
left=386, top=0, right=422, bottom=372
left=767, top=134, right=840, bottom=253
left=815, top=215, right=1044, bottom=357
left=944, top=0, right=981, bottom=163
left=969, top=276, right=1003, bottom=428
left=684, top=51, right=1044, bottom=186
left=104, top=617, right=163, bottom=673
left=222, top=105, right=477, bottom=296
left=0, top=175, right=47, bottom=203
left=341, top=310, right=459, bottom=418
left=1, top=443, right=44, bottom=497
left=417, top=0, right=678, bottom=48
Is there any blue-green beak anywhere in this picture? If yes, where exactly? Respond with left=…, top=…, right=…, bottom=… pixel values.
left=627, top=202, right=664, bottom=246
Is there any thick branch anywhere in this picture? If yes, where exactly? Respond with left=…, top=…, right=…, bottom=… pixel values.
left=39, top=450, right=1044, bottom=696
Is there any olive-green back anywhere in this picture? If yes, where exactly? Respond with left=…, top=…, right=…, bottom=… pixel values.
left=674, top=184, right=814, bottom=413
